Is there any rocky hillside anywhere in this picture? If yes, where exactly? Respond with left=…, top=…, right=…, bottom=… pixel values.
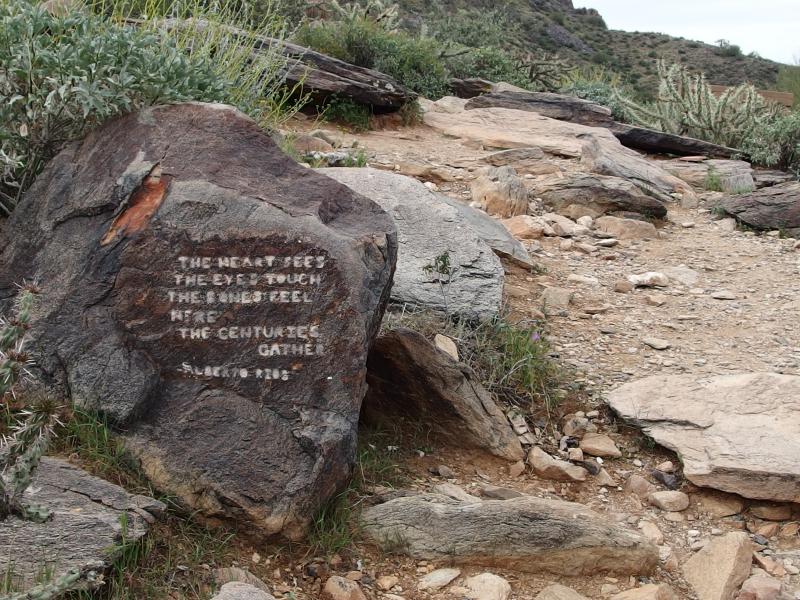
left=396, top=0, right=787, bottom=94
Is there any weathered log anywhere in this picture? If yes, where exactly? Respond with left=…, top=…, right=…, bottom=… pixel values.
left=274, top=39, right=417, bottom=111
left=153, top=18, right=416, bottom=111
left=461, top=89, right=741, bottom=158
left=609, top=123, right=739, bottom=159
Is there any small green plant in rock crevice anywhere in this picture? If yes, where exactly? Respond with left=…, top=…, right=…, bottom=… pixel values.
left=382, top=310, right=563, bottom=417
left=422, top=251, right=458, bottom=316
left=308, top=427, right=406, bottom=556
left=704, top=167, right=723, bottom=192
left=323, top=97, right=372, bottom=131
left=341, top=149, right=369, bottom=168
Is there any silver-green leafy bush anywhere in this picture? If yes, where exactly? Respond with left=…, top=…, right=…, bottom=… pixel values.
left=1, top=0, right=301, bottom=217
left=0, top=0, right=229, bottom=215
left=614, top=61, right=780, bottom=149
left=740, top=111, right=800, bottom=176
left=97, top=0, right=303, bottom=130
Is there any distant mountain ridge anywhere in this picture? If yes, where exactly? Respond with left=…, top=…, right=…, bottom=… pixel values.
left=395, top=0, right=788, bottom=95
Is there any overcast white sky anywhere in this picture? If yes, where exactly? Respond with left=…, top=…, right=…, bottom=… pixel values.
left=579, top=1, right=800, bottom=65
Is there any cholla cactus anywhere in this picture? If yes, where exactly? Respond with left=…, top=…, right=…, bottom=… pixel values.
left=1, top=396, right=62, bottom=522
left=326, top=0, right=400, bottom=31
left=614, top=60, right=780, bottom=148
left=513, top=51, right=575, bottom=91
left=0, top=284, right=38, bottom=398
left=6, top=561, right=105, bottom=600
left=1, top=284, right=62, bottom=523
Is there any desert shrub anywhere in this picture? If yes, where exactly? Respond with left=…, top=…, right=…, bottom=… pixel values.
left=372, top=34, right=450, bottom=99
left=777, top=65, right=800, bottom=107
left=614, top=61, right=780, bottom=148
left=95, top=0, right=302, bottom=129
left=295, top=17, right=449, bottom=98
left=715, top=39, right=742, bottom=58
left=1, top=0, right=300, bottom=217
left=427, top=7, right=520, bottom=49
left=740, top=111, right=800, bottom=175
left=561, top=66, right=632, bottom=120
left=325, top=96, right=372, bottom=130
left=382, top=310, right=563, bottom=414
left=0, top=0, right=226, bottom=215
left=563, top=80, right=627, bottom=119
left=445, top=47, right=530, bottom=89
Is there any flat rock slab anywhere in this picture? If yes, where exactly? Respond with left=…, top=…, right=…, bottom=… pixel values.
left=318, top=168, right=505, bottom=320
left=606, top=373, right=800, bottom=502
left=361, top=493, right=658, bottom=576
left=0, top=457, right=164, bottom=590
left=424, top=101, right=618, bottom=157
left=0, top=103, right=397, bottom=539
left=465, top=91, right=614, bottom=127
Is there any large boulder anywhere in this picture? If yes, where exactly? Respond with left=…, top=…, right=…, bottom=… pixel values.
left=364, top=328, right=524, bottom=461
left=465, top=91, right=614, bottom=127
left=717, top=182, right=800, bottom=237
left=317, top=168, right=510, bottom=320
left=606, top=373, right=800, bottom=502
left=361, top=493, right=659, bottom=576
left=528, top=172, right=667, bottom=219
left=0, top=103, right=397, bottom=539
left=0, top=458, right=164, bottom=591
